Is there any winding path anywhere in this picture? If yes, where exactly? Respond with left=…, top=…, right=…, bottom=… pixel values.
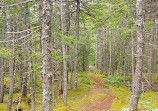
left=83, top=76, right=116, bottom=111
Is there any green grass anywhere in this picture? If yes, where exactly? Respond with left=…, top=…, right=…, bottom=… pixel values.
left=103, top=74, right=158, bottom=111
left=0, top=71, right=96, bottom=110
left=54, top=71, right=95, bottom=111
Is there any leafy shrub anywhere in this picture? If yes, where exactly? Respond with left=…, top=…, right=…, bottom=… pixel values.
left=78, top=72, right=94, bottom=86
left=103, top=75, right=124, bottom=88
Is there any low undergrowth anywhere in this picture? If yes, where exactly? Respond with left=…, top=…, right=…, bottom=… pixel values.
left=54, top=72, right=95, bottom=111
left=103, top=75, right=132, bottom=88
left=110, top=86, right=131, bottom=110
left=104, top=75, right=158, bottom=111
left=54, top=93, right=107, bottom=111
left=0, top=71, right=95, bottom=111
left=88, top=72, right=105, bottom=78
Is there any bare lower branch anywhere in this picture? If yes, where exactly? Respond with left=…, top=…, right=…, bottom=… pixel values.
left=5, top=26, right=41, bottom=34
left=0, top=0, right=35, bottom=8
left=0, top=28, right=41, bottom=43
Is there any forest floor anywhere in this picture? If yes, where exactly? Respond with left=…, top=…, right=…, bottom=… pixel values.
left=1, top=71, right=158, bottom=111
left=82, top=76, right=116, bottom=111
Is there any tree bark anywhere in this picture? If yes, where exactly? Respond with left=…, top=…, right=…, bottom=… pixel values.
left=65, top=0, right=71, bottom=75
left=21, top=2, right=29, bottom=98
left=0, top=0, right=6, bottom=103
left=98, top=29, right=104, bottom=74
left=117, top=48, right=121, bottom=75
left=130, top=0, right=144, bottom=110
left=73, top=1, right=80, bottom=90
left=147, top=0, right=156, bottom=89
left=41, top=0, right=53, bottom=111
left=109, top=36, right=112, bottom=75
left=7, top=7, right=15, bottom=111
left=95, top=34, right=98, bottom=73
left=60, top=0, right=67, bottom=106
left=130, top=0, right=135, bottom=77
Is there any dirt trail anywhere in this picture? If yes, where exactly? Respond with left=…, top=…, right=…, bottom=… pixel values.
left=83, top=76, right=116, bottom=111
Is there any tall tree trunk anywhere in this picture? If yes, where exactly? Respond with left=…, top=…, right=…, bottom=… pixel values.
left=60, top=0, right=67, bottom=106
left=41, top=0, right=53, bottom=111
left=147, top=0, right=156, bottom=89
left=73, top=0, right=80, bottom=90
left=98, top=29, right=104, bottom=74
left=130, top=1, right=134, bottom=77
left=29, top=50, right=35, bottom=111
left=130, top=0, right=144, bottom=110
left=105, top=28, right=109, bottom=76
left=124, top=46, right=127, bottom=82
left=18, top=5, right=23, bottom=91
left=109, top=36, right=112, bottom=75
left=0, top=0, right=5, bottom=103
left=28, top=22, right=35, bottom=111
left=21, top=2, right=29, bottom=98
left=65, top=0, right=70, bottom=74
left=95, top=34, right=98, bottom=73
left=7, top=8, right=15, bottom=111
left=117, top=48, right=121, bottom=75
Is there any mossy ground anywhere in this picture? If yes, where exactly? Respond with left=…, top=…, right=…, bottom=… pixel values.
left=1, top=72, right=158, bottom=111
left=53, top=72, right=108, bottom=111
left=109, top=85, right=158, bottom=111
left=0, top=71, right=98, bottom=111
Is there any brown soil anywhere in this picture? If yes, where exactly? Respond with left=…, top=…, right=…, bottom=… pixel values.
left=83, top=76, right=116, bottom=111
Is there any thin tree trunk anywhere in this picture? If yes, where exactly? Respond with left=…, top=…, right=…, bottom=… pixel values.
left=105, top=28, right=109, bottom=76
left=147, top=0, right=156, bottom=89
left=95, top=34, right=98, bottom=73
left=16, top=0, right=23, bottom=91
left=28, top=27, right=35, bottom=111
left=65, top=0, right=70, bottom=75
left=130, top=1, right=134, bottom=77
left=70, top=55, right=73, bottom=89
left=124, top=46, right=127, bottom=82
left=130, top=0, right=144, bottom=110
left=99, top=29, right=104, bottom=74
left=60, top=0, right=67, bottom=106
left=117, top=48, right=121, bottom=75
left=21, top=2, right=29, bottom=98
left=7, top=8, right=15, bottom=111
left=109, top=37, right=112, bottom=75
left=41, top=0, right=53, bottom=110
left=73, top=0, right=80, bottom=90
left=23, top=2, right=36, bottom=110
left=0, top=0, right=5, bottom=103
left=29, top=60, right=35, bottom=111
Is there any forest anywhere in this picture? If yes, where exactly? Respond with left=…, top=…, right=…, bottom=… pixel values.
left=0, top=0, right=158, bottom=111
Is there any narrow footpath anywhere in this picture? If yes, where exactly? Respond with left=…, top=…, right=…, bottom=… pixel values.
left=83, top=76, right=116, bottom=111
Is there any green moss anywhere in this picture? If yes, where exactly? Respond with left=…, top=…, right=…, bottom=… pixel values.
left=88, top=72, right=105, bottom=78
left=109, top=85, right=158, bottom=111
left=0, top=103, right=16, bottom=111
left=1, top=72, right=107, bottom=111
left=54, top=72, right=106, bottom=111
left=153, top=75, right=158, bottom=84
left=88, top=93, right=107, bottom=101
left=110, top=86, right=131, bottom=110
left=18, top=101, right=30, bottom=110
left=4, top=77, right=10, bottom=88
left=54, top=92, right=107, bottom=111
left=54, top=106, right=79, bottom=111
left=0, top=104, right=7, bottom=111
left=139, top=92, right=158, bottom=110
left=54, top=72, right=94, bottom=111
